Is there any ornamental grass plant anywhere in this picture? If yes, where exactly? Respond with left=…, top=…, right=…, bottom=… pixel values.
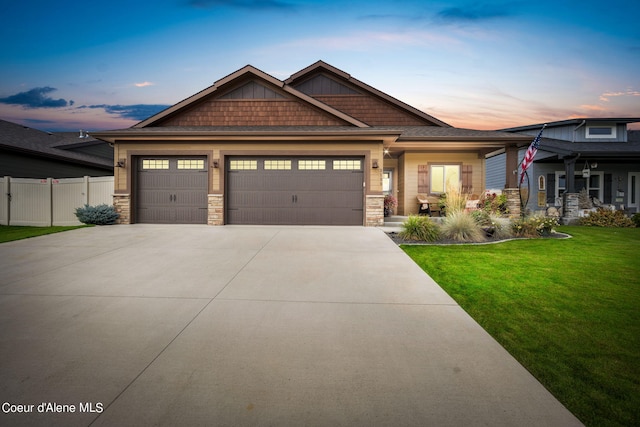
left=398, top=215, right=440, bottom=242
left=440, top=211, right=487, bottom=243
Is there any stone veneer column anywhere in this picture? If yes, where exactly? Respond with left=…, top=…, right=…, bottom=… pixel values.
left=113, top=194, right=130, bottom=224
left=208, top=194, right=224, bottom=225
left=365, top=195, right=384, bottom=226
left=503, top=188, right=521, bottom=218
left=562, top=193, right=579, bottom=224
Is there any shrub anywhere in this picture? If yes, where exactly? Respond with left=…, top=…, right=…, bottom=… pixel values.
left=440, top=211, right=486, bottom=243
left=512, top=215, right=559, bottom=237
left=632, top=213, right=640, bottom=228
left=74, top=204, right=119, bottom=225
left=479, top=192, right=509, bottom=215
left=580, top=208, right=635, bottom=227
left=383, top=194, right=397, bottom=212
left=488, top=214, right=514, bottom=240
left=399, top=215, right=440, bottom=242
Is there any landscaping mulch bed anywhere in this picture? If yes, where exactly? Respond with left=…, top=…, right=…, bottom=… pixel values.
left=385, top=231, right=571, bottom=246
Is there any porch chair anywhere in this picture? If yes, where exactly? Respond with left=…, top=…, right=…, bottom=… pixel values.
left=416, top=194, right=431, bottom=216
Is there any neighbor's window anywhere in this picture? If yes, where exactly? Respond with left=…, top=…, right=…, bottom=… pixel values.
left=177, top=159, right=205, bottom=169
left=333, top=160, right=361, bottom=170
left=229, top=160, right=258, bottom=170
left=298, top=160, right=326, bottom=170
left=264, top=160, right=292, bottom=170
left=430, top=165, right=460, bottom=194
left=586, top=125, right=616, bottom=139
left=142, top=159, right=169, bottom=169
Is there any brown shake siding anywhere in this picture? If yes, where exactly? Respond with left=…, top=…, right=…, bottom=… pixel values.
left=314, top=95, right=429, bottom=126
left=158, top=100, right=349, bottom=127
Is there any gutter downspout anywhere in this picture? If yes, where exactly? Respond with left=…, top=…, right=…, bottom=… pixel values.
left=573, top=120, right=586, bottom=142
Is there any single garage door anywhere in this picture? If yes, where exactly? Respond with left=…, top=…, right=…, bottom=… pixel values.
left=136, top=157, right=208, bottom=224
left=227, top=157, right=364, bottom=225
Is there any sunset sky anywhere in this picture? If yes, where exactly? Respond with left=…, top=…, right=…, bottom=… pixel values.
left=1, top=0, right=638, bottom=132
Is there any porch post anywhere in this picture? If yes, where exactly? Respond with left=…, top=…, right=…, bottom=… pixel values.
left=505, top=145, right=519, bottom=188
left=564, top=155, right=578, bottom=193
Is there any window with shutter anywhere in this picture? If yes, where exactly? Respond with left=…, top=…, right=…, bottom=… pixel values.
left=461, top=165, right=473, bottom=193
left=418, top=165, right=429, bottom=193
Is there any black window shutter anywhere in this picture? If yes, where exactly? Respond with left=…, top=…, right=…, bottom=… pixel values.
left=604, top=174, right=612, bottom=204
left=547, top=173, right=556, bottom=204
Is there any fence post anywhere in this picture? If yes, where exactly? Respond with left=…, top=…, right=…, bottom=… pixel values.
left=1, top=176, right=9, bottom=225
left=83, top=176, right=90, bottom=206
left=46, top=178, right=53, bottom=227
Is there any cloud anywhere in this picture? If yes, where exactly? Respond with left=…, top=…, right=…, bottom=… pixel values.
left=84, top=104, right=171, bottom=121
left=186, top=0, right=296, bottom=10
left=0, top=87, right=70, bottom=108
left=435, top=2, right=513, bottom=24
left=277, top=30, right=461, bottom=52
left=599, top=90, right=640, bottom=102
left=134, top=81, right=155, bottom=87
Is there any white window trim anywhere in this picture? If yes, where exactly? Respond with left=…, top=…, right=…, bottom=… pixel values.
left=586, top=125, right=616, bottom=139
left=554, top=171, right=603, bottom=201
left=430, top=164, right=461, bottom=194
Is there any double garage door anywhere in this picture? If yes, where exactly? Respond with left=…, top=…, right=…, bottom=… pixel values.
left=136, top=156, right=364, bottom=225
left=227, top=156, right=364, bottom=225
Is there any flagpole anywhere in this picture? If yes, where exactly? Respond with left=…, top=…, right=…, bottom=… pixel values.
left=517, top=124, right=547, bottom=217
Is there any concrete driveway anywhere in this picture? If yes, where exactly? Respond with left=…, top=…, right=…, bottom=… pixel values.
left=0, top=225, right=582, bottom=426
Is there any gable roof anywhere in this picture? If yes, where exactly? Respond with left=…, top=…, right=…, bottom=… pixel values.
left=135, top=64, right=368, bottom=128
left=286, top=60, right=451, bottom=127
left=0, top=119, right=113, bottom=169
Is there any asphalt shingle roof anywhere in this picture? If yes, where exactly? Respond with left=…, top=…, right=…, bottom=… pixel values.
left=0, top=120, right=113, bottom=168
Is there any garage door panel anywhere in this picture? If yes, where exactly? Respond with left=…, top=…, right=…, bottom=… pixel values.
left=136, top=157, right=208, bottom=224
left=227, top=156, right=363, bottom=225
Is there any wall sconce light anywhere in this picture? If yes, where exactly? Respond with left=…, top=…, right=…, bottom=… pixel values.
left=212, top=159, right=219, bottom=168
left=372, top=159, right=379, bottom=169
left=116, top=158, right=126, bottom=168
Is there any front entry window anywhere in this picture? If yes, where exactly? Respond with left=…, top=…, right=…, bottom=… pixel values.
left=431, top=165, right=460, bottom=194
left=383, top=170, right=392, bottom=195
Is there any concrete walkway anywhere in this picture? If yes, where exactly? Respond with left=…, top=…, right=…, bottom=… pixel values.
left=0, top=225, right=582, bottom=426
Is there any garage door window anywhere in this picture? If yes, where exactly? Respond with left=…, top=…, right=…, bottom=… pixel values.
left=333, top=160, right=361, bottom=170
left=230, top=160, right=258, bottom=170
left=264, top=160, right=292, bottom=170
left=177, top=159, right=205, bottom=169
left=142, top=159, right=169, bottom=169
left=299, top=160, right=326, bottom=170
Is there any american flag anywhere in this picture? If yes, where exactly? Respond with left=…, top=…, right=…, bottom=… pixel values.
left=519, top=125, right=546, bottom=185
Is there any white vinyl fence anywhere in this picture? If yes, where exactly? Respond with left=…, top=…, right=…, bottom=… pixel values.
left=1, top=176, right=114, bottom=227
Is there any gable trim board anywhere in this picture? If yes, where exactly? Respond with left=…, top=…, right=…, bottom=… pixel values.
left=93, top=61, right=530, bottom=225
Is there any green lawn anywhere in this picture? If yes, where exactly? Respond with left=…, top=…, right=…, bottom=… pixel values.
left=0, top=225, right=89, bottom=243
left=402, top=226, right=640, bottom=427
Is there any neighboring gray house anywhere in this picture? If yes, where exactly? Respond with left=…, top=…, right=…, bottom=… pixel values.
left=0, top=119, right=113, bottom=178
left=487, top=118, right=640, bottom=215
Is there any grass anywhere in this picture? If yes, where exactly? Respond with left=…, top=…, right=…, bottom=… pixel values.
left=0, top=225, right=90, bottom=243
left=401, top=226, right=640, bottom=427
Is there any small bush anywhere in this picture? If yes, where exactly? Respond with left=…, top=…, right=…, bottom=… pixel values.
left=632, top=213, right=640, bottom=228
left=580, top=208, right=635, bottom=227
left=512, top=215, right=559, bottom=237
left=399, top=215, right=440, bottom=242
left=487, top=214, right=514, bottom=240
left=440, top=211, right=486, bottom=243
left=74, top=204, right=119, bottom=225
left=479, top=192, right=509, bottom=215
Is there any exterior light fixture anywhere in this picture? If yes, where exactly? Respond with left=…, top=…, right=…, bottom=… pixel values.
left=116, top=159, right=126, bottom=168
